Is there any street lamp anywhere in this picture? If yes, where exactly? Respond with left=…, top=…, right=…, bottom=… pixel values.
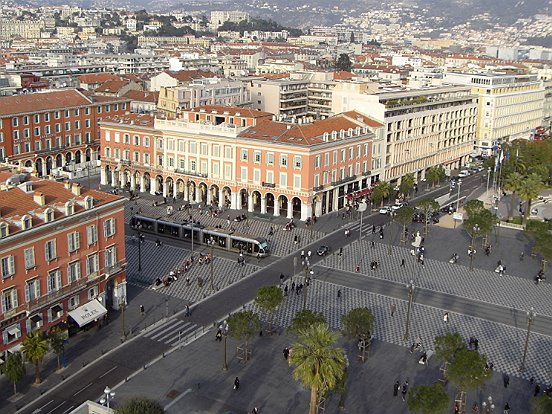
left=99, top=385, right=115, bottom=408
left=520, top=307, right=537, bottom=371
left=469, top=224, right=480, bottom=271
left=456, top=179, right=462, bottom=212
left=358, top=201, right=367, bottom=243
left=119, top=296, right=127, bottom=342
left=222, top=320, right=229, bottom=371
left=135, top=229, right=143, bottom=272
left=481, top=395, right=495, bottom=413
left=303, top=265, right=311, bottom=311
left=208, top=237, right=215, bottom=293
left=403, top=280, right=415, bottom=341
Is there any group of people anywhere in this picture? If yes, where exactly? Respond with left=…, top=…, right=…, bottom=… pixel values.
left=393, top=380, right=409, bottom=401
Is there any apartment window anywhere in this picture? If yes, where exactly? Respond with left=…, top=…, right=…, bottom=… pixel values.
left=67, top=232, right=80, bottom=253
left=45, top=208, right=54, bottom=222
left=25, top=279, right=40, bottom=302
left=224, top=164, right=232, bottom=179
left=23, top=115, right=29, bottom=125
left=105, top=105, right=110, bottom=112
left=11, top=117, right=18, bottom=127
left=212, top=144, right=220, bottom=157
left=114, top=132, right=120, bottom=143
left=133, top=135, right=140, bottom=146
left=1, top=255, right=15, bottom=278
left=67, top=261, right=81, bottom=283
left=13, top=143, right=20, bottom=154
left=65, top=122, right=71, bottom=131
left=294, top=156, right=302, bottom=168
left=24, top=248, right=35, bottom=269
left=45, top=125, right=51, bottom=134
left=86, top=253, right=99, bottom=276
left=281, top=155, right=288, bottom=166
left=44, top=113, right=50, bottom=122
left=253, top=169, right=261, bottom=183
left=85, top=107, right=90, bottom=115
left=105, top=147, right=111, bottom=158
left=23, top=128, right=30, bottom=138
left=65, top=136, right=71, bottom=147
left=55, top=123, right=61, bottom=133
left=144, top=136, right=150, bottom=147
left=280, top=172, right=287, bottom=188
left=134, top=151, right=140, bottom=162
left=293, top=175, right=301, bottom=190
left=240, top=167, right=248, bottom=181
left=224, top=146, right=232, bottom=158
left=267, top=152, right=274, bottom=165
left=144, top=153, right=150, bottom=165
left=201, top=143, right=208, bottom=155
left=34, top=114, right=40, bottom=123
left=85, top=119, right=91, bottom=128
left=0, top=223, right=8, bottom=238
left=105, top=131, right=111, bottom=142
left=333, top=151, right=337, bottom=164
left=45, top=240, right=57, bottom=261
left=254, top=151, right=261, bottom=163
left=341, top=149, right=346, bottom=161
left=97, top=106, right=102, bottom=114
left=2, top=288, right=17, bottom=312
left=105, top=245, right=117, bottom=268
left=55, top=111, right=60, bottom=119
left=47, top=269, right=62, bottom=293
left=124, top=134, right=130, bottom=144
left=74, top=120, right=80, bottom=130
left=65, top=202, right=74, bottom=216
left=24, top=142, right=31, bottom=153
left=157, top=139, right=163, bottom=150
left=241, top=149, right=248, bottom=161
left=315, top=156, right=320, bottom=168
left=64, top=110, right=69, bottom=117
left=75, top=108, right=80, bottom=116
left=88, top=286, right=99, bottom=300
left=68, top=295, right=80, bottom=310
left=104, top=219, right=116, bottom=238
left=266, top=170, right=274, bottom=184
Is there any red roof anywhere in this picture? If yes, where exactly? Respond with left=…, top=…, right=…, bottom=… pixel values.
left=0, top=89, right=91, bottom=117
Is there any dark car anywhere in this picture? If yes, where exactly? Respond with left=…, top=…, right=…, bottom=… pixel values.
left=317, top=245, right=330, bottom=256
left=412, top=211, right=440, bottom=224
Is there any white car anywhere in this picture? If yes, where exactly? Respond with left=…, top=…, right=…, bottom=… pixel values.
left=391, top=203, right=404, bottom=212
left=458, top=170, right=470, bottom=178
left=379, top=206, right=392, bottom=215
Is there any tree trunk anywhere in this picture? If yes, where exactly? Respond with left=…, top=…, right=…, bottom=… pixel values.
left=57, top=354, right=61, bottom=371
left=309, top=386, right=318, bottom=414
left=13, top=381, right=17, bottom=396
left=508, top=191, right=516, bottom=221
left=34, top=363, right=41, bottom=384
left=523, top=199, right=532, bottom=225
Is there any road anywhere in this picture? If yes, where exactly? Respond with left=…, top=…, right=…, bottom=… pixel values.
left=19, top=173, right=488, bottom=413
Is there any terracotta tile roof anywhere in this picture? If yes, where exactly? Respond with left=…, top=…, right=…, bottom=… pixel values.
left=94, top=79, right=131, bottom=94
left=238, top=113, right=379, bottom=145
left=0, top=174, right=122, bottom=237
left=78, top=73, right=121, bottom=84
left=262, top=73, right=290, bottom=79
left=187, top=105, right=273, bottom=118
left=100, top=113, right=155, bottom=128
left=0, top=89, right=92, bottom=117
left=123, top=90, right=159, bottom=103
left=333, top=71, right=353, bottom=80
left=169, top=70, right=215, bottom=82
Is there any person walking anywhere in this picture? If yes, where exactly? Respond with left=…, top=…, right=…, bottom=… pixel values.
left=390, top=303, right=396, bottom=317
left=234, top=377, right=240, bottom=390
left=534, top=384, right=540, bottom=396
left=443, top=312, right=449, bottom=323
left=503, top=373, right=510, bottom=388
left=401, top=381, right=408, bottom=401
left=503, top=402, right=510, bottom=414
left=140, top=304, right=145, bottom=315
left=393, top=380, right=400, bottom=397
left=337, top=289, right=342, bottom=299
left=185, top=305, right=190, bottom=317
left=400, top=258, right=405, bottom=267
left=284, top=284, right=288, bottom=296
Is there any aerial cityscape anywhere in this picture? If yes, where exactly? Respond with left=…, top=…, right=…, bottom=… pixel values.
left=0, top=1, right=551, bottom=413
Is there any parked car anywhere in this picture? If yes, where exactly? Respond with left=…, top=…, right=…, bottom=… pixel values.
left=391, top=202, right=406, bottom=212
left=379, top=206, right=393, bottom=215
left=317, top=245, right=330, bottom=256
left=413, top=211, right=440, bottom=223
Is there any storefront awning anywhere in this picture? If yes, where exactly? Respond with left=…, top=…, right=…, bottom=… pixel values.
left=68, top=299, right=107, bottom=327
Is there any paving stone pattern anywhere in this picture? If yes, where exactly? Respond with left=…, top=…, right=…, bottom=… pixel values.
left=246, top=277, right=552, bottom=386
left=125, top=237, right=260, bottom=303
left=322, top=221, right=552, bottom=317
left=124, top=198, right=324, bottom=257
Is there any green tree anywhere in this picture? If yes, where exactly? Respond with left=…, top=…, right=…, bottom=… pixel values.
left=226, top=310, right=260, bottom=363
left=434, top=332, right=466, bottom=365
left=526, top=221, right=552, bottom=270
left=399, top=173, right=415, bottom=199
left=22, top=330, right=49, bottom=384
left=416, top=198, right=439, bottom=235
left=255, top=285, right=283, bottom=335
left=407, top=383, right=449, bottom=414
left=335, top=53, right=352, bottom=72
left=518, top=173, right=544, bottom=225
left=446, top=349, right=491, bottom=402
left=288, top=310, right=326, bottom=337
left=48, top=326, right=65, bottom=371
left=341, top=307, right=374, bottom=362
left=115, top=397, right=164, bottom=414
left=503, top=171, right=524, bottom=220
left=289, top=323, right=347, bottom=414
left=463, top=211, right=496, bottom=270
left=372, top=181, right=392, bottom=207
left=464, top=199, right=485, bottom=218
left=395, top=206, right=415, bottom=243
left=425, top=166, right=445, bottom=188
left=531, top=392, right=552, bottom=414
left=3, top=351, right=25, bottom=395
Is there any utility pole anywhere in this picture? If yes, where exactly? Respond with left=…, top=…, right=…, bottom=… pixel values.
left=403, top=280, right=415, bottom=341
left=520, top=307, right=537, bottom=371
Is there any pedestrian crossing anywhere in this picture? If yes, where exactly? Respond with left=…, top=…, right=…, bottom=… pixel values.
left=143, top=318, right=199, bottom=347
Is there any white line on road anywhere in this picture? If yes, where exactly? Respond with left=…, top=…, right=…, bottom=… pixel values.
left=99, top=366, right=118, bottom=378
left=45, top=402, right=65, bottom=414
left=73, top=382, right=93, bottom=396
left=62, top=406, right=75, bottom=414
left=163, top=388, right=193, bottom=411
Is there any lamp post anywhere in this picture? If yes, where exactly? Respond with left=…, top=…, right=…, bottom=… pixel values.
left=208, top=237, right=215, bottom=293
left=403, top=280, right=415, bottom=341
left=520, top=307, right=537, bottom=372
left=119, top=296, right=127, bottom=342
left=303, top=265, right=310, bottom=311
left=136, top=229, right=142, bottom=272
left=486, top=167, right=491, bottom=203
left=456, top=179, right=462, bottom=212
left=469, top=224, right=480, bottom=271
left=481, top=395, right=495, bottom=413
left=222, top=320, right=229, bottom=371
left=99, top=385, right=115, bottom=408
left=358, top=201, right=367, bottom=243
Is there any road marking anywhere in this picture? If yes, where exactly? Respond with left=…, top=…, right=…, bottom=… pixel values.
left=62, top=406, right=75, bottom=414
left=73, top=382, right=93, bottom=396
left=163, top=388, right=193, bottom=411
left=99, top=366, right=117, bottom=378
left=45, top=402, right=65, bottom=414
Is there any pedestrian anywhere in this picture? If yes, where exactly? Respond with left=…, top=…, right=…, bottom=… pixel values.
left=337, top=289, right=342, bottom=299
left=283, top=347, right=289, bottom=360
left=390, top=303, right=396, bottom=316
left=504, top=402, right=510, bottom=414
left=185, top=304, right=190, bottom=317
left=251, top=407, right=259, bottom=414
left=371, top=240, right=375, bottom=248
left=503, top=373, right=510, bottom=388
left=234, top=376, right=240, bottom=390
left=401, top=381, right=408, bottom=401
left=284, top=284, right=288, bottom=296
left=140, top=304, right=145, bottom=315
left=534, top=384, right=540, bottom=396
left=443, top=312, right=449, bottom=323
left=393, top=380, right=400, bottom=397
left=307, top=250, right=312, bottom=258
left=292, top=281, right=295, bottom=291
left=301, top=250, right=305, bottom=260
left=372, top=224, right=376, bottom=234
left=400, top=258, right=405, bottom=267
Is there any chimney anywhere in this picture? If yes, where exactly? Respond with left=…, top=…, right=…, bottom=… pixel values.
left=72, top=183, right=81, bottom=196
left=34, top=192, right=46, bottom=206
left=64, top=181, right=71, bottom=190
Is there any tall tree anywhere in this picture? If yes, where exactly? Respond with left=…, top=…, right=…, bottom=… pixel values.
left=434, top=332, right=466, bottom=366
left=372, top=181, right=392, bottom=207
left=518, top=173, right=543, bottom=225
left=416, top=198, right=439, bottom=235
left=425, top=166, right=445, bottom=189
left=503, top=171, right=524, bottom=220
left=464, top=199, right=485, bottom=218
left=48, top=326, right=65, bottom=371
left=22, top=330, right=49, bottom=384
left=115, top=397, right=164, bottom=414
left=3, top=351, right=25, bottom=395
left=341, top=307, right=374, bottom=362
left=289, top=323, right=347, bottom=414
left=399, top=173, right=415, bottom=200
left=407, top=383, right=449, bottom=414
left=531, top=392, right=552, bottom=414
left=395, top=206, right=415, bottom=243
left=288, top=310, right=326, bottom=337
left=255, top=285, right=283, bottom=335
left=335, top=53, right=352, bottom=72
left=226, top=310, right=260, bottom=363
left=446, top=349, right=491, bottom=403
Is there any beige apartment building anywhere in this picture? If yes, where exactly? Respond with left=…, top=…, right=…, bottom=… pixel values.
left=0, top=19, right=43, bottom=40
left=250, top=79, right=309, bottom=118
left=444, top=72, right=545, bottom=156
left=332, top=83, right=477, bottom=182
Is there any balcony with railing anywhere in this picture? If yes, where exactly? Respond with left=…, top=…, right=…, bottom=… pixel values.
left=155, top=118, right=247, bottom=138
left=331, top=175, right=357, bottom=187
left=174, top=168, right=208, bottom=178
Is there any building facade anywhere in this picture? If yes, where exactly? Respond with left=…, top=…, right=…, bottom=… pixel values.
left=250, top=79, right=309, bottom=118
left=100, top=106, right=384, bottom=220
left=0, top=89, right=130, bottom=177
left=0, top=172, right=126, bottom=354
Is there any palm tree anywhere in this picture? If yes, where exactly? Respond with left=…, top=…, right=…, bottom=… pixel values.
left=22, top=330, right=49, bottom=384
left=503, top=171, right=524, bottom=220
left=518, top=173, right=543, bottom=225
left=374, top=181, right=392, bottom=207
left=3, top=351, right=25, bottom=395
left=426, top=166, right=444, bottom=188
left=399, top=173, right=415, bottom=200
left=289, top=323, right=347, bottom=414
left=48, top=326, right=66, bottom=371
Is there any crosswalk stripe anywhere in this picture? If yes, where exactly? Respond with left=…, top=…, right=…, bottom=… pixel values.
left=147, top=320, right=191, bottom=341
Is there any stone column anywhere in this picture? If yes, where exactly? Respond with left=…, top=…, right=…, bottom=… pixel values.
left=260, top=195, right=267, bottom=214
left=230, top=191, right=238, bottom=210
left=195, top=186, right=202, bottom=204
left=42, top=162, right=48, bottom=177
left=150, top=178, right=157, bottom=196
left=111, top=171, right=117, bottom=188
left=173, top=180, right=178, bottom=199
left=301, top=202, right=312, bottom=222
left=130, top=174, right=136, bottom=192
left=100, top=167, right=107, bottom=185
left=206, top=187, right=212, bottom=205
left=140, top=175, right=145, bottom=193
left=287, top=201, right=293, bottom=219
left=273, top=197, right=280, bottom=217
left=315, top=197, right=323, bottom=217
left=247, top=193, right=254, bottom=212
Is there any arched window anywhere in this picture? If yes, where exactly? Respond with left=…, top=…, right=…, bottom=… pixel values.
left=44, top=208, right=54, bottom=223
left=84, top=195, right=94, bottom=209
left=65, top=202, right=74, bottom=216
left=22, top=215, right=32, bottom=230
left=0, top=222, right=8, bottom=238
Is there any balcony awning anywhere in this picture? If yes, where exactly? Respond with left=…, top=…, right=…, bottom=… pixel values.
left=52, top=304, right=63, bottom=314
left=30, top=314, right=42, bottom=323
left=68, top=299, right=107, bottom=327
left=6, top=325, right=21, bottom=336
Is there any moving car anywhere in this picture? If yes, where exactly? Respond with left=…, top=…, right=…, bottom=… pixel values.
left=379, top=206, right=393, bottom=215
left=317, top=245, right=330, bottom=256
